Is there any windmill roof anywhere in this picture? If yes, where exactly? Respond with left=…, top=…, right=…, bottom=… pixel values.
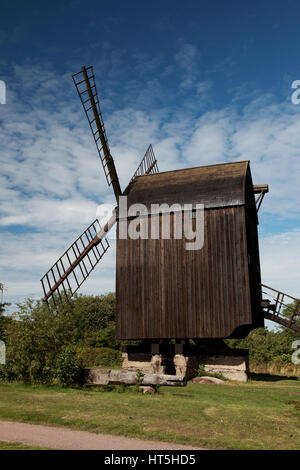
left=125, top=160, right=251, bottom=210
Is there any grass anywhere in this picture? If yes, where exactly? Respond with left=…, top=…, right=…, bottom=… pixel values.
left=0, top=377, right=299, bottom=450
left=0, top=441, right=54, bottom=450
left=250, top=362, right=300, bottom=377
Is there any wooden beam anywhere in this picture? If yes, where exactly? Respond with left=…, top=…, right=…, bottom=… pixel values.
left=253, top=184, right=269, bottom=194
left=84, top=368, right=187, bottom=386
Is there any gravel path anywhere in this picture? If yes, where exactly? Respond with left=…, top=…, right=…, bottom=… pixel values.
left=0, top=420, right=200, bottom=450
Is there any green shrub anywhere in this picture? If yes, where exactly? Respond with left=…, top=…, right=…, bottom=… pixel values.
left=1, top=293, right=119, bottom=384
left=94, top=323, right=120, bottom=349
left=76, top=346, right=122, bottom=368
left=55, top=346, right=84, bottom=387
left=29, top=360, right=53, bottom=384
left=0, top=363, right=18, bottom=382
left=226, top=326, right=300, bottom=365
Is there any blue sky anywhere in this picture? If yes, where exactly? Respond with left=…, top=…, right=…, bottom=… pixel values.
left=0, top=0, right=300, bottom=311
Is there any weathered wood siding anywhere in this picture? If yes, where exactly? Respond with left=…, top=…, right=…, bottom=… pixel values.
left=116, top=206, right=253, bottom=339
left=244, top=166, right=263, bottom=328
left=125, top=161, right=249, bottom=210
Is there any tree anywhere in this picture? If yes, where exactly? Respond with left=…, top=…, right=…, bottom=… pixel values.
left=226, top=325, right=300, bottom=365
left=3, top=292, right=117, bottom=383
left=281, top=300, right=300, bottom=329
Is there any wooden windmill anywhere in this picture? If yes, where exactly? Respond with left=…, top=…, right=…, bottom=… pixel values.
left=41, top=66, right=300, bottom=382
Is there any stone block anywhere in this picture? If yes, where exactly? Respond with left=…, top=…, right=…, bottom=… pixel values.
left=122, top=352, right=165, bottom=374
left=202, top=354, right=249, bottom=382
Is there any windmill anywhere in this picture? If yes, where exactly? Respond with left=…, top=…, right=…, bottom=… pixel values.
left=41, top=66, right=300, bottom=383
left=40, top=66, right=159, bottom=308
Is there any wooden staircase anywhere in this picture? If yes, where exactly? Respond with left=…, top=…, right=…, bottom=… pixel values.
left=261, top=284, right=300, bottom=332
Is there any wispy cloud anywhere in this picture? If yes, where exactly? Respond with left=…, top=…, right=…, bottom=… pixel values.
left=260, top=229, right=300, bottom=297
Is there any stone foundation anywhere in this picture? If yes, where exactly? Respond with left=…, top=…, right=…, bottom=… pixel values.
left=200, top=353, right=248, bottom=382
left=122, top=341, right=249, bottom=382
left=122, top=352, right=165, bottom=374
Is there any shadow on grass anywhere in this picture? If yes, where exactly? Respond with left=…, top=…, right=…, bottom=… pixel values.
left=249, top=372, right=299, bottom=382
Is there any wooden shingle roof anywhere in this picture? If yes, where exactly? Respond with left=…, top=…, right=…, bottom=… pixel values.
left=126, top=160, right=250, bottom=210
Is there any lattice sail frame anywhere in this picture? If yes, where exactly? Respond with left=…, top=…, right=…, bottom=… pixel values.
left=72, top=66, right=121, bottom=199
left=41, top=219, right=109, bottom=306
left=130, top=144, right=158, bottom=182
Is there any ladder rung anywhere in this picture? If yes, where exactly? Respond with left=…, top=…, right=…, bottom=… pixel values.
left=79, top=84, right=96, bottom=96
left=76, top=75, right=95, bottom=89
left=96, top=141, right=104, bottom=150
left=85, top=104, right=95, bottom=112
left=75, top=78, right=89, bottom=86
left=72, top=70, right=83, bottom=78
left=79, top=88, right=89, bottom=95
left=72, top=66, right=93, bottom=80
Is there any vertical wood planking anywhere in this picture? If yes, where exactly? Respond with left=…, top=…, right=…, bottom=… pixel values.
left=116, top=201, right=258, bottom=339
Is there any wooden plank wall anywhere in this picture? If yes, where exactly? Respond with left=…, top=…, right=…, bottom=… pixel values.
left=116, top=206, right=253, bottom=340
left=244, top=167, right=263, bottom=327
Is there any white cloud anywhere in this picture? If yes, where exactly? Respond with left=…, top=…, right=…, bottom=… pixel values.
left=1, top=230, right=116, bottom=306
left=174, top=41, right=202, bottom=91
left=259, top=229, right=300, bottom=298
left=180, top=101, right=300, bottom=220
left=183, top=119, right=230, bottom=164
left=0, top=196, right=98, bottom=231
left=175, top=42, right=198, bottom=69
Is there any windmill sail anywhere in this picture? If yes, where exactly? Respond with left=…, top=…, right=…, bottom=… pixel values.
left=72, top=66, right=121, bottom=201
left=41, top=219, right=112, bottom=305
left=130, top=144, right=159, bottom=182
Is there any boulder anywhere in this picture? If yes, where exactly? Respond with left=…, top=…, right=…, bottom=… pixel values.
left=139, top=386, right=157, bottom=394
left=191, top=376, right=225, bottom=384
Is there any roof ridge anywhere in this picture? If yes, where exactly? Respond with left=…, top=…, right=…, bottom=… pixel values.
left=134, top=160, right=249, bottom=179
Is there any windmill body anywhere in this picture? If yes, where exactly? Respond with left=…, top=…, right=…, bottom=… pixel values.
left=116, top=161, right=263, bottom=341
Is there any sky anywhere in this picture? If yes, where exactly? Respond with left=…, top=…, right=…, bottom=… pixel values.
left=0, top=0, right=300, bottom=316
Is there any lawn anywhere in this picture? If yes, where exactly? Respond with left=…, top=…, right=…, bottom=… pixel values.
left=0, top=441, right=53, bottom=450
left=0, top=376, right=299, bottom=450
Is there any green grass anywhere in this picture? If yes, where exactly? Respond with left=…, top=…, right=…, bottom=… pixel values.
left=0, top=441, right=54, bottom=450
left=0, top=378, right=299, bottom=450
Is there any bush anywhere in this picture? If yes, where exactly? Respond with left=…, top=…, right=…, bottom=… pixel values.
left=0, top=363, right=18, bottom=382
left=76, top=346, right=122, bottom=368
left=1, top=293, right=119, bottom=384
left=55, top=346, right=84, bottom=387
left=94, top=323, right=120, bottom=349
left=226, top=327, right=300, bottom=365
left=29, top=360, right=53, bottom=385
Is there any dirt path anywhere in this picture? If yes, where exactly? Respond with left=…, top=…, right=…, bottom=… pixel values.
left=0, top=420, right=200, bottom=450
